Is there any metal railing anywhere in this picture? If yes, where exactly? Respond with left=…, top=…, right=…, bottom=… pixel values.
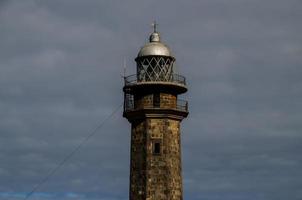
left=124, top=95, right=188, bottom=113
left=176, top=99, right=188, bottom=112
left=124, top=73, right=186, bottom=86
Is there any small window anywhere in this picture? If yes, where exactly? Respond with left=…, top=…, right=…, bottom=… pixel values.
left=153, top=93, right=160, bottom=107
left=153, top=142, right=161, bottom=155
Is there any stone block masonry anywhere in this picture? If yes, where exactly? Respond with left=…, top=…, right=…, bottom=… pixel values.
left=130, top=118, right=182, bottom=200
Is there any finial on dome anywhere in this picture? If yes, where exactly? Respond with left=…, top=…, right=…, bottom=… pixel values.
left=137, top=22, right=172, bottom=57
left=150, top=21, right=160, bottom=42
left=152, top=21, right=158, bottom=33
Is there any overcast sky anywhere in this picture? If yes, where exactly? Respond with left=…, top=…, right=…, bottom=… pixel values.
left=0, top=0, right=302, bottom=200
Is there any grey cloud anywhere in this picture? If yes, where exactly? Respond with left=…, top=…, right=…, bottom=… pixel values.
left=0, top=0, right=301, bottom=200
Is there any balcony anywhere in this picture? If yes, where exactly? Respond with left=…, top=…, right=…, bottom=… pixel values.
left=124, top=73, right=186, bottom=87
left=124, top=95, right=188, bottom=113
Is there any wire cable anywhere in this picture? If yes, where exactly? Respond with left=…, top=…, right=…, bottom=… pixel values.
left=23, top=103, right=123, bottom=200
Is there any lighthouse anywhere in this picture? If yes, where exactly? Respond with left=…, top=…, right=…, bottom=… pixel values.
left=123, top=26, right=188, bottom=200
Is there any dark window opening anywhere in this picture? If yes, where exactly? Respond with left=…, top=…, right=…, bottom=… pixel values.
left=153, top=93, right=160, bottom=107
left=153, top=142, right=161, bottom=155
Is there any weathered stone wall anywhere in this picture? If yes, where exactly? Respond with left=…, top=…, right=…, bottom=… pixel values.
left=130, top=120, right=147, bottom=200
left=135, top=94, right=153, bottom=109
left=134, top=93, right=177, bottom=109
left=160, top=93, right=177, bottom=109
left=129, top=92, right=183, bottom=200
left=130, top=118, right=182, bottom=200
left=146, top=118, right=182, bottom=200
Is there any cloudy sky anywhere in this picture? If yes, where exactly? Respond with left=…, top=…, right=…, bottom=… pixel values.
left=1, top=0, right=302, bottom=200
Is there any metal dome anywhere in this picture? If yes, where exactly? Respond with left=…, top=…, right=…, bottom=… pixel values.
left=137, top=32, right=173, bottom=57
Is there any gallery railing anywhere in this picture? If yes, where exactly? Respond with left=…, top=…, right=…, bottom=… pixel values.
left=124, top=95, right=188, bottom=113
left=124, top=73, right=186, bottom=86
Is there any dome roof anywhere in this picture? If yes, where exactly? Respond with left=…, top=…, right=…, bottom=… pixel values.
left=137, top=32, right=173, bottom=58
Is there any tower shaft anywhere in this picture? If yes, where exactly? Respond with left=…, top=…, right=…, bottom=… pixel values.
left=129, top=95, right=183, bottom=200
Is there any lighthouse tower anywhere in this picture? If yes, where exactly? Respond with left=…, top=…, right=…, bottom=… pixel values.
left=123, top=27, right=188, bottom=200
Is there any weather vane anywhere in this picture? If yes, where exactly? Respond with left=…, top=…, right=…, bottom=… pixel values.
left=151, top=21, right=158, bottom=33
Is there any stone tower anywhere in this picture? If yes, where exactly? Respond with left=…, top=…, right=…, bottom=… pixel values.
left=123, top=28, right=188, bottom=200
